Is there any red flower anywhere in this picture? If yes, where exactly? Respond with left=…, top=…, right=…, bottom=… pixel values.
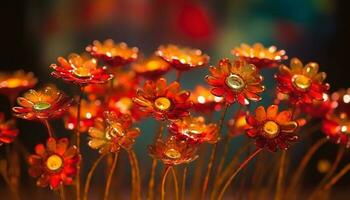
left=206, top=58, right=264, bottom=105
left=133, top=78, right=192, bottom=121
left=299, top=92, right=333, bottom=119
left=275, top=58, right=330, bottom=104
left=232, top=43, right=287, bottom=69
left=13, top=85, right=74, bottom=120
left=88, top=111, right=141, bottom=153
left=0, top=70, right=37, bottom=99
left=169, top=116, right=219, bottom=144
left=86, top=39, right=138, bottom=67
left=322, top=89, right=350, bottom=147
left=108, top=96, right=147, bottom=122
left=64, top=99, right=103, bottom=132
left=189, top=86, right=223, bottom=113
left=155, top=44, right=209, bottom=71
left=50, top=53, right=113, bottom=86
left=0, top=113, right=18, bottom=145
left=132, top=56, right=170, bottom=79
left=245, top=105, right=299, bottom=152
left=27, top=138, right=80, bottom=190
left=148, top=136, right=198, bottom=165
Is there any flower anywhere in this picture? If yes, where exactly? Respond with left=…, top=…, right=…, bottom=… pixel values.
left=322, top=89, right=350, bottom=147
left=64, top=99, right=103, bottom=132
left=86, top=39, right=138, bottom=67
left=132, top=56, right=170, bottom=79
left=190, top=86, right=223, bottom=113
left=108, top=96, right=147, bottom=121
left=27, top=138, right=80, bottom=190
left=148, top=136, right=198, bottom=165
left=88, top=111, right=140, bottom=153
left=169, top=116, right=219, bottom=144
left=299, top=92, right=333, bottom=119
left=232, top=43, right=287, bottom=69
left=155, top=44, right=209, bottom=71
left=0, top=113, right=18, bottom=145
left=275, top=58, right=330, bottom=104
left=0, top=70, right=37, bottom=99
left=205, top=58, right=264, bottom=105
left=245, top=105, right=299, bottom=152
left=133, top=78, right=192, bottom=121
left=12, top=85, right=74, bottom=120
left=50, top=53, right=113, bottom=85
left=227, top=111, right=249, bottom=138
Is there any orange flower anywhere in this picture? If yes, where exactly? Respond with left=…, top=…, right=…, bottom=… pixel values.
left=169, top=116, right=219, bottom=144
left=232, top=43, right=287, bottom=69
left=190, top=86, right=223, bottom=113
left=88, top=111, right=140, bottom=153
left=27, top=138, right=80, bottom=190
left=12, top=85, right=74, bottom=120
left=227, top=111, right=249, bottom=138
left=64, top=99, right=103, bottom=132
left=322, top=89, right=350, bottom=147
left=245, top=105, right=299, bottom=152
left=50, top=53, right=113, bottom=85
left=86, top=39, right=138, bottom=67
left=108, top=96, right=147, bottom=121
left=206, top=58, right=264, bottom=105
left=0, top=112, right=18, bottom=145
left=132, top=56, right=170, bottom=79
left=155, top=44, right=209, bottom=71
left=275, top=58, right=330, bottom=104
left=133, top=78, right=192, bottom=121
left=0, top=70, right=37, bottom=99
left=148, top=136, right=198, bottom=165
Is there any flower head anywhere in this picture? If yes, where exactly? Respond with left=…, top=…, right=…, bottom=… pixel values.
left=169, top=116, right=219, bottom=144
left=148, top=136, right=198, bottom=165
left=245, top=105, right=299, bottom=152
left=206, top=58, right=264, bottom=105
left=232, top=43, right=287, bottom=69
left=299, top=92, right=333, bottom=119
left=155, top=44, right=209, bottom=71
left=132, top=56, right=170, bottom=79
left=86, top=39, right=138, bottom=66
left=88, top=111, right=140, bottom=153
left=64, top=99, right=103, bottom=132
left=190, top=86, right=223, bottom=113
left=0, top=113, right=18, bottom=145
left=275, top=58, right=330, bottom=104
left=133, top=78, right=192, bottom=121
left=13, top=85, right=74, bottom=120
left=0, top=70, right=37, bottom=98
left=322, top=89, right=350, bottom=147
left=50, top=53, right=113, bottom=85
left=27, top=138, right=80, bottom=190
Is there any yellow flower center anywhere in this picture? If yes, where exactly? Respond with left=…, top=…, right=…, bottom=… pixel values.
left=33, top=102, right=51, bottom=111
left=154, top=97, right=172, bottom=111
left=185, top=123, right=205, bottom=135
left=225, top=74, right=246, bottom=92
left=107, top=123, right=124, bottom=139
left=4, top=78, right=24, bottom=88
left=262, top=121, right=280, bottom=139
left=147, top=60, right=162, bottom=71
left=73, top=67, right=92, bottom=78
left=165, top=148, right=181, bottom=159
left=46, top=155, right=63, bottom=171
left=292, top=74, right=312, bottom=91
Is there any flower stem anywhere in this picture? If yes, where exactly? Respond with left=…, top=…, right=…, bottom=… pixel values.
left=104, top=152, right=118, bottom=200
left=201, top=104, right=229, bottom=199
left=171, top=168, right=180, bottom=200
left=43, top=120, right=54, bottom=138
left=83, top=153, right=107, bottom=200
left=275, top=151, right=287, bottom=200
left=147, top=123, right=164, bottom=200
left=161, top=166, right=171, bottom=200
left=59, top=185, right=66, bottom=200
left=286, top=138, right=328, bottom=196
left=217, top=148, right=262, bottom=200
left=128, top=150, right=141, bottom=200
left=176, top=71, right=182, bottom=82
left=181, top=166, right=187, bottom=200
left=76, top=87, right=84, bottom=200
left=323, top=163, right=350, bottom=190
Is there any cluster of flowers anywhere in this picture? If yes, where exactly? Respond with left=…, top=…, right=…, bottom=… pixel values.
left=0, top=40, right=349, bottom=199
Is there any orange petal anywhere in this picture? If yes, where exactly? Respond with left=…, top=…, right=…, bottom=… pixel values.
left=267, top=105, right=279, bottom=120
left=255, top=106, right=266, bottom=122
left=276, top=111, right=292, bottom=123
left=303, top=62, right=319, bottom=77
left=290, top=58, right=303, bottom=73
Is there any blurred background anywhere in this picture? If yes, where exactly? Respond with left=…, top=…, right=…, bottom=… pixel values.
left=1, top=0, right=349, bottom=199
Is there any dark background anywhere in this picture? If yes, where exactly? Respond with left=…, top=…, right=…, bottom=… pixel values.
left=1, top=0, right=349, bottom=198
